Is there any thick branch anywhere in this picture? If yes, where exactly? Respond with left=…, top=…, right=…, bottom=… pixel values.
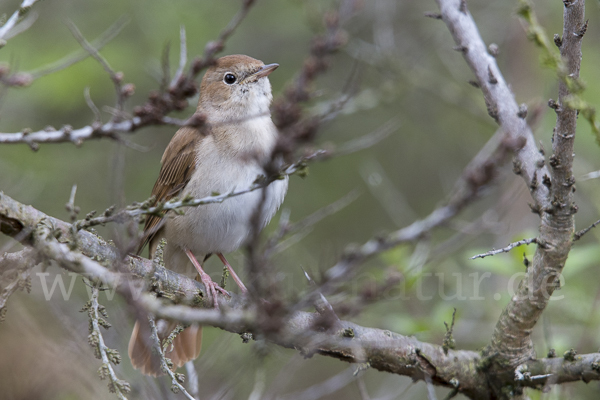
left=435, top=2, right=584, bottom=398
left=487, top=0, right=583, bottom=371
left=0, top=191, right=488, bottom=396
left=3, top=189, right=600, bottom=398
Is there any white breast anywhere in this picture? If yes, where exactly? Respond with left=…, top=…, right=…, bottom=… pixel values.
left=163, top=116, right=288, bottom=273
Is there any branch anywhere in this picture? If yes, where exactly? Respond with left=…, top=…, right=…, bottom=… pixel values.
left=516, top=1, right=600, bottom=141
left=0, top=191, right=489, bottom=396
left=0, top=1, right=259, bottom=148
left=0, top=247, right=37, bottom=321
left=147, top=317, right=194, bottom=400
left=521, top=352, right=600, bottom=387
left=3, top=189, right=600, bottom=396
left=54, top=150, right=325, bottom=236
left=574, top=217, right=600, bottom=241
left=83, top=284, right=131, bottom=399
left=435, top=0, right=551, bottom=212
left=140, top=294, right=484, bottom=398
left=0, top=0, right=41, bottom=41
left=435, top=1, right=585, bottom=395
left=322, top=121, right=520, bottom=293
left=470, top=238, right=542, bottom=260
left=66, top=21, right=128, bottom=115
left=0, top=17, right=128, bottom=90
left=486, top=0, right=583, bottom=373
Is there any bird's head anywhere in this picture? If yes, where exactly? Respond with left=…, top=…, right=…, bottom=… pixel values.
left=198, top=54, right=278, bottom=121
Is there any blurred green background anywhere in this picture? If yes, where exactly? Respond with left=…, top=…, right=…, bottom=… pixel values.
left=1, top=0, right=600, bottom=399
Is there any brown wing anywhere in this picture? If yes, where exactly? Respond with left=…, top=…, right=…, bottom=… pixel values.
left=137, top=126, right=202, bottom=255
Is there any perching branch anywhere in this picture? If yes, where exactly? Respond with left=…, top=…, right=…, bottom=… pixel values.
left=3, top=185, right=600, bottom=397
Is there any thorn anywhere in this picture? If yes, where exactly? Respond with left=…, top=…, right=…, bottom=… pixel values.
left=468, top=80, right=480, bottom=88
left=564, top=176, right=576, bottom=187
left=530, top=172, right=538, bottom=190
left=563, top=348, right=577, bottom=361
left=523, top=253, right=530, bottom=269
left=442, top=308, right=457, bottom=355
left=517, top=104, right=528, bottom=118
left=542, top=174, right=551, bottom=187
left=453, top=45, right=468, bottom=53
left=27, top=141, right=39, bottom=152
left=570, top=203, right=579, bottom=214
left=512, top=160, right=522, bottom=175
left=488, top=66, right=498, bottom=84
left=548, top=99, right=561, bottom=112
left=538, top=141, right=545, bottom=156
left=575, top=20, right=588, bottom=38
left=488, top=43, right=499, bottom=57
left=554, top=34, right=562, bottom=48
left=459, top=0, right=468, bottom=14
left=424, top=11, right=442, bottom=19
left=528, top=202, right=541, bottom=215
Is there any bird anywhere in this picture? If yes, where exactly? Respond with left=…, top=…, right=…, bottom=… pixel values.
left=128, top=54, right=289, bottom=376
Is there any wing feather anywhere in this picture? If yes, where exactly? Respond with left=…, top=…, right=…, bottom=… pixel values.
left=137, top=126, right=202, bottom=255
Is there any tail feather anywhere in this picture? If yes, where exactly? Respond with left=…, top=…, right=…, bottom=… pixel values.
left=128, top=320, right=203, bottom=376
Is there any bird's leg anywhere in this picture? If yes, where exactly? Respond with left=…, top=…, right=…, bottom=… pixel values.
left=217, top=253, right=248, bottom=294
left=185, top=249, right=228, bottom=309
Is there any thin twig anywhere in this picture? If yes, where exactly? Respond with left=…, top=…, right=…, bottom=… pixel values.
left=146, top=317, right=195, bottom=400
left=66, top=20, right=126, bottom=115
left=320, top=129, right=519, bottom=297
left=84, top=283, right=131, bottom=399
left=574, top=218, right=600, bottom=241
left=70, top=150, right=327, bottom=232
left=435, top=0, right=550, bottom=211
left=170, top=26, right=187, bottom=88
left=0, top=0, right=41, bottom=40
left=335, top=117, right=400, bottom=157
left=276, top=368, right=358, bottom=400
left=184, top=361, right=199, bottom=399
left=84, top=87, right=102, bottom=122
left=265, top=190, right=360, bottom=257
left=0, top=248, right=37, bottom=322
left=303, top=270, right=343, bottom=331
left=469, top=238, right=540, bottom=259
left=29, top=17, right=129, bottom=80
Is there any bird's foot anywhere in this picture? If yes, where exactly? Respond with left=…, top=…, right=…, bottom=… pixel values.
left=185, top=249, right=229, bottom=309
left=197, top=271, right=229, bottom=309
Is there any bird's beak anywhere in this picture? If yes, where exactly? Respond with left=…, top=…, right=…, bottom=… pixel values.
left=242, top=63, right=279, bottom=83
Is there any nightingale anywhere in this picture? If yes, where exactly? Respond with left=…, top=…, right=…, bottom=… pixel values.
left=128, top=54, right=288, bottom=376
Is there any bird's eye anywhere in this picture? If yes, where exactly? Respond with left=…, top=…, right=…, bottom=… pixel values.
left=223, top=73, right=237, bottom=84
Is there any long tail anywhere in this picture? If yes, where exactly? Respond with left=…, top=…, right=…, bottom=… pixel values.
left=128, top=320, right=203, bottom=376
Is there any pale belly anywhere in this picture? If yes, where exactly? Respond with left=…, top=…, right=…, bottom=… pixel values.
left=163, top=160, right=288, bottom=261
